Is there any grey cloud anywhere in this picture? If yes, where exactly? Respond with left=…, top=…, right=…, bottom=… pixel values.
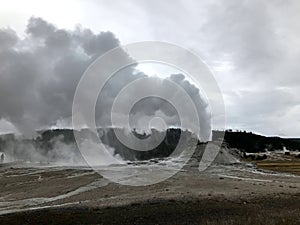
left=45, top=29, right=71, bottom=49
left=225, top=87, right=299, bottom=135
left=0, top=28, right=18, bottom=50
left=81, top=30, right=120, bottom=56
left=26, top=17, right=56, bottom=38
left=0, top=17, right=211, bottom=140
left=0, top=17, right=121, bottom=135
left=68, top=0, right=300, bottom=136
left=95, top=69, right=211, bottom=141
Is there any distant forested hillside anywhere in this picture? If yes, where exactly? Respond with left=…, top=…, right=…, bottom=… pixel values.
left=0, top=128, right=196, bottom=162
left=0, top=129, right=299, bottom=162
left=213, top=130, right=300, bottom=152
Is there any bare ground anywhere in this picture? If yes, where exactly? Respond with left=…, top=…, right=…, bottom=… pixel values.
left=0, top=162, right=299, bottom=225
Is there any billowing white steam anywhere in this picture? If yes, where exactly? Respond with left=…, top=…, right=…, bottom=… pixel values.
left=0, top=17, right=211, bottom=140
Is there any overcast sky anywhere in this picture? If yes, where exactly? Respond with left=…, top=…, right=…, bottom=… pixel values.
left=0, top=0, right=300, bottom=137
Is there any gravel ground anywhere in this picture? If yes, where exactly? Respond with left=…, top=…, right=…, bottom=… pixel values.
left=0, top=160, right=299, bottom=225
